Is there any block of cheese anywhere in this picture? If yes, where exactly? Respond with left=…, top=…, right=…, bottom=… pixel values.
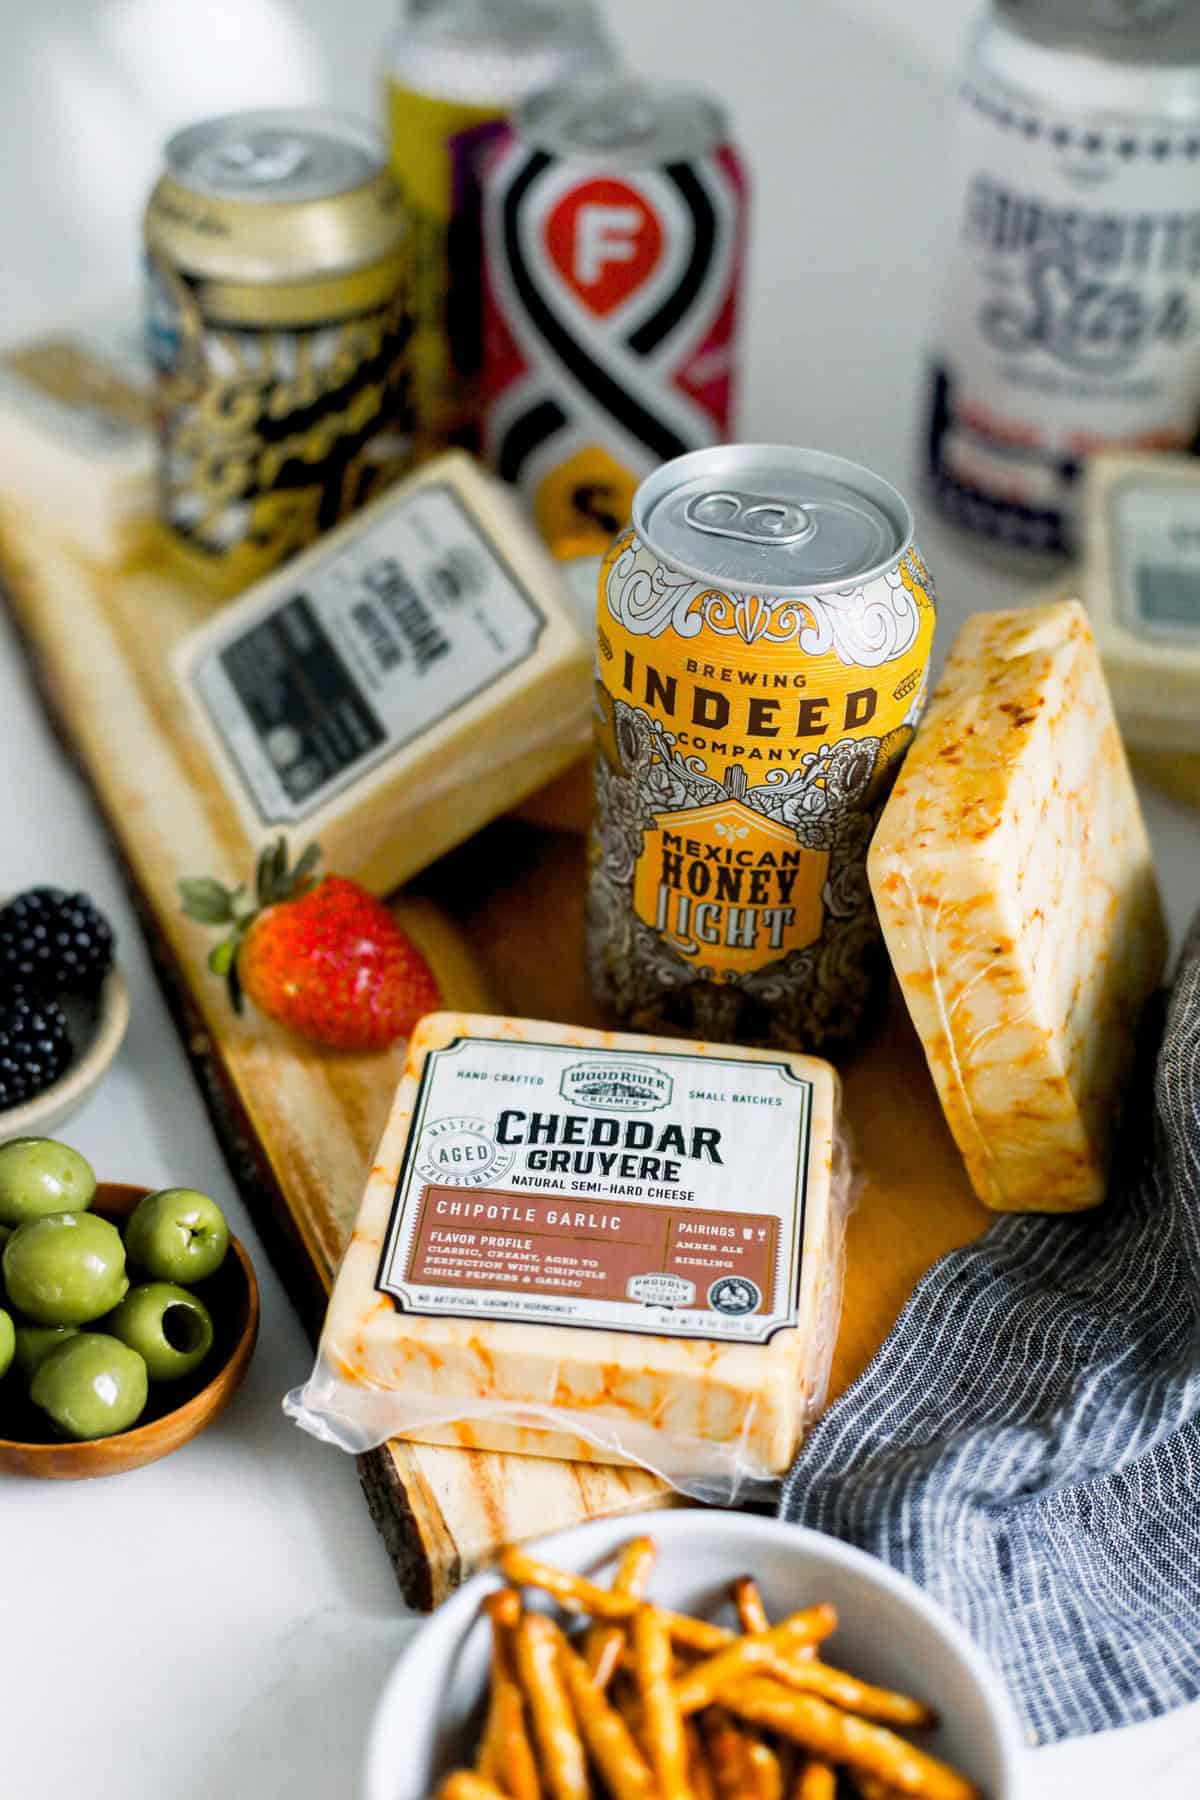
left=0, top=306, right=155, bottom=566
left=286, top=1011, right=846, bottom=1495
left=176, top=453, right=592, bottom=895
left=1083, top=450, right=1200, bottom=754
left=869, top=601, right=1166, bottom=1214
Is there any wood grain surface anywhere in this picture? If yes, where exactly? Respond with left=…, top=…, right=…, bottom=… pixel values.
left=0, top=510, right=991, bottom=1606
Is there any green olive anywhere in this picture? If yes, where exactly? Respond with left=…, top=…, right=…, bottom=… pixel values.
left=12, top=1321, right=77, bottom=1381
left=30, top=1332, right=148, bottom=1440
left=2, top=1212, right=128, bottom=1325
left=107, top=1283, right=214, bottom=1381
left=0, top=1306, right=13, bottom=1381
left=125, top=1188, right=229, bottom=1283
left=0, top=1138, right=96, bottom=1225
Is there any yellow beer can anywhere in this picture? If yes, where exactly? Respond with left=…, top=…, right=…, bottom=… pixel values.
left=589, top=445, right=936, bottom=1055
left=143, top=109, right=413, bottom=593
left=385, top=0, right=616, bottom=456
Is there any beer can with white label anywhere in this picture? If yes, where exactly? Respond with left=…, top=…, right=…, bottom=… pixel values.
left=482, top=76, right=747, bottom=563
left=589, top=445, right=936, bottom=1056
left=143, top=109, right=413, bottom=592
left=924, top=0, right=1200, bottom=563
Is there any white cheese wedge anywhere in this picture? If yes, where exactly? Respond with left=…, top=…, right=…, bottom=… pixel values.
left=287, top=1011, right=845, bottom=1489
left=1082, top=451, right=1200, bottom=755
left=869, top=601, right=1166, bottom=1214
left=176, top=454, right=591, bottom=894
left=0, top=307, right=155, bottom=567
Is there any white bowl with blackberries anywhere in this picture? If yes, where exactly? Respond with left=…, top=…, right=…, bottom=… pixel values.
left=0, top=887, right=128, bottom=1130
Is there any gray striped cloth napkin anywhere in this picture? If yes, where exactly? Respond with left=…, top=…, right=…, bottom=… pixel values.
left=780, top=912, right=1200, bottom=1745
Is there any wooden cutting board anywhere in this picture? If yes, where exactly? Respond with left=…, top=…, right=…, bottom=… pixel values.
left=0, top=507, right=991, bottom=1607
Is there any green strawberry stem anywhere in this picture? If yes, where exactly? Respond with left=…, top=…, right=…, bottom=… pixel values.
left=180, top=836, right=321, bottom=1015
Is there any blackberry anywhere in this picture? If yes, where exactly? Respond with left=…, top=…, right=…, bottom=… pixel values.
left=0, top=888, right=115, bottom=994
left=0, top=990, right=72, bottom=1110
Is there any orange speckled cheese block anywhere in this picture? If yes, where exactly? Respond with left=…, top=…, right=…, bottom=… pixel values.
left=289, top=1012, right=846, bottom=1486
left=868, top=600, right=1166, bottom=1213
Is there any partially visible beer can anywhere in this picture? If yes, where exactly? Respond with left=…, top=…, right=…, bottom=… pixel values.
left=482, top=76, right=747, bottom=562
left=924, top=0, right=1200, bottom=564
left=589, top=445, right=935, bottom=1056
left=143, top=109, right=413, bottom=592
left=386, top=0, right=616, bottom=457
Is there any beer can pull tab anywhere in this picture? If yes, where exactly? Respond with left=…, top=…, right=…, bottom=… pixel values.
left=684, top=489, right=817, bottom=548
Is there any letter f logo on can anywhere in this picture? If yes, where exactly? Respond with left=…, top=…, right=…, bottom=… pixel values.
left=575, top=204, right=644, bottom=284
left=545, top=177, right=664, bottom=314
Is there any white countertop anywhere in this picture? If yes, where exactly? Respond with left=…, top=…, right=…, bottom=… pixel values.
left=3, top=1, right=1199, bottom=1795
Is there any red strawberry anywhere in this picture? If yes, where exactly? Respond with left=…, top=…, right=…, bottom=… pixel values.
left=180, top=839, right=440, bottom=1052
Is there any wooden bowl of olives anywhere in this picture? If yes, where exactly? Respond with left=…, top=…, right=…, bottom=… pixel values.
left=0, top=1140, right=259, bottom=1478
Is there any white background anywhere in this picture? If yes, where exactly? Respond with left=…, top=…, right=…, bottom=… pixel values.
left=2, top=2, right=1198, bottom=1795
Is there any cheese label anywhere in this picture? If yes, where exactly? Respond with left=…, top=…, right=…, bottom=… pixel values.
left=376, top=1032, right=815, bottom=1344
left=1110, top=474, right=1200, bottom=645
left=0, top=324, right=151, bottom=452
left=189, top=482, right=547, bottom=825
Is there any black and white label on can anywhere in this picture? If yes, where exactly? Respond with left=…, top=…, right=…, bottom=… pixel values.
left=189, top=482, right=546, bottom=825
left=926, top=83, right=1200, bottom=555
left=1111, top=474, right=1200, bottom=644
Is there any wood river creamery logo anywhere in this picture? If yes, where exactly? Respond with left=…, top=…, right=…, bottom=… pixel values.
left=559, top=1060, right=672, bottom=1112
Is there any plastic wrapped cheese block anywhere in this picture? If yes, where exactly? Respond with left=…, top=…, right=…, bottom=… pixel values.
left=0, top=306, right=155, bottom=566
left=286, top=1011, right=849, bottom=1500
left=175, top=454, right=591, bottom=895
left=869, top=600, right=1166, bottom=1214
left=1083, top=450, right=1200, bottom=755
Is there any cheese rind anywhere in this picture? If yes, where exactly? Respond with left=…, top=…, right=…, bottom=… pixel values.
left=287, top=1012, right=846, bottom=1493
left=175, top=454, right=591, bottom=895
left=868, top=601, right=1166, bottom=1213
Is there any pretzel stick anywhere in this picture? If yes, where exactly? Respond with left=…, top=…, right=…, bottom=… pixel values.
left=743, top=1732, right=785, bottom=1800
left=700, top=1708, right=755, bottom=1800
left=586, top=1537, right=657, bottom=1691
left=559, top=1639, right=656, bottom=1800
left=792, top=1759, right=837, bottom=1800
left=734, top=1575, right=819, bottom=1664
left=477, top=1593, right=512, bottom=1781
left=684, top=1719, right=718, bottom=1800
left=437, top=1776, right=509, bottom=1800
left=501, top=1551, right=730, bottom=1653
left=717, top=1681, right=979, bottom=1800
left=853, top=1774, right=907, bottom=1800
left=761, top=1652, right=936, bottom=1728
left=480, top=1592, right=542, bottom=1800
left=633, top=1605, right=693, bottom=1800
left=673, top=1608, right=839, bottom=1714
left=732, top=1576, right=771, bottom=1635
left=512, top=1615, right=590, bottom=1800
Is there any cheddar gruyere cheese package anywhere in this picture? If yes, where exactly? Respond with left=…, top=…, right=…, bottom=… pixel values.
left=286, top=1012, right=852, bottom=1500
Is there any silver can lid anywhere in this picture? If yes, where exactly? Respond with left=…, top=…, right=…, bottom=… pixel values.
left=518, top=77, right=726, bottom=166
left=165, top=109, right=385, bottom=203
left=634, top=446, right=914, bottom=595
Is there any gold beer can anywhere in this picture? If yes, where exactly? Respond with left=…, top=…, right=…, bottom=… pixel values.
left=143, top=109, right=413, bottom=592
left=589, top=444, right=936, bottom=1055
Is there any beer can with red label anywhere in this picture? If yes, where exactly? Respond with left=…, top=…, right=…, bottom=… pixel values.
left=481, top=76, right=747, bottom=562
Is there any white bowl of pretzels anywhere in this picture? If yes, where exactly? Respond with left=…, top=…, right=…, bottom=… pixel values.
left=366, top=1510, right=1026, bottom=1800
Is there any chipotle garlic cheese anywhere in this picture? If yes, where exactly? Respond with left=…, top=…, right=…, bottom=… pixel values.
left=286, top=1012, right=847, bottom=1492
